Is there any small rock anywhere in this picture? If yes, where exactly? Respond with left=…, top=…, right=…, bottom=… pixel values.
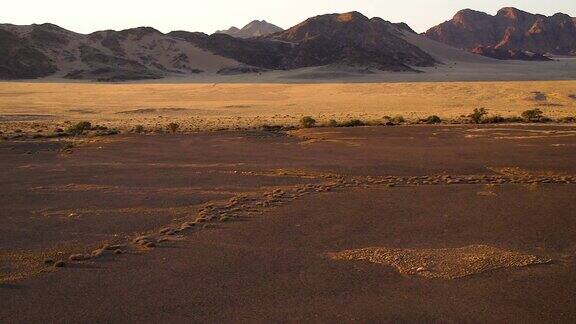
left=69, top=254, right=89, bottom=261
left=105, top=244, right=123, bottom=251
left=54, top=261, right=66, bottom=268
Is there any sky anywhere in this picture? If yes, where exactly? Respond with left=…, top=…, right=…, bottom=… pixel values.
left=2, top=0, right=575, bottom=34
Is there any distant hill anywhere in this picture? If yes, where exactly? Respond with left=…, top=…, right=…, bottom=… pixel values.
left=216, top=20, right=283, bottom=38
left=425, top=7, right=576, bottom=57
left=260, top=12, right=436, bottom=71
left=0, top=23, right=240, bottom=80
left=0, top=12, right=450, bottom=80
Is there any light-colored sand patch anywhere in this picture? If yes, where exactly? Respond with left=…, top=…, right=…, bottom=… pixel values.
left=329, top=245, right=551, bottom=279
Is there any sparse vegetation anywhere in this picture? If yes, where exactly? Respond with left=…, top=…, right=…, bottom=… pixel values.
left=422, top=115, right=442, bottom=124
left=483, top=115, right=506, bottom=123
left=559, top=116, right=576, bottom=123
left=521, top=109, right=544, bottom=122
left=133, top=125, right=145, bottom=133
left=391, top=115, right=406, bottom=124
left=340, top=119, right=365, bottom=127
left=468, top=108, right=488, bottom=124
left=167, top=122, right=180, bottom=133
left=300, top=116, right=317, bottom=128
left=65, top=121, right=92, bottom=135
left=327, top=119, right=339, bottom=127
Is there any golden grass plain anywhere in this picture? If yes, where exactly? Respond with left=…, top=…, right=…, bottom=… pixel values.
left=0, top=80, right=575, bottom=132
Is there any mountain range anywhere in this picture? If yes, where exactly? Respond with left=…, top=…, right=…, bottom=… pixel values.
left=216, top=20, right=283, bottom=38
left=425, top=7, right=576, bottom=56
left=0, top=7, right=574, bottom=81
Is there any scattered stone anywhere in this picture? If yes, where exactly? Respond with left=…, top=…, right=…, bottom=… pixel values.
left=133, top=236, right=150, bottom=244
left=54, top=261, right=66, bottom=268
left=330, top=245, right=551, bottom=279
left=69, top=254, right=89, bottom=261
left=105, top=244, right=123, bottom=251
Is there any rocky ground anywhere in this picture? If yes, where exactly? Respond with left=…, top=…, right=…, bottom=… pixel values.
left=1, top=125, right=576, bottom=322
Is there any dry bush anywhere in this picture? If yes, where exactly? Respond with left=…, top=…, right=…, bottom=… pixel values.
left=300, top=116, right=317, bottom=128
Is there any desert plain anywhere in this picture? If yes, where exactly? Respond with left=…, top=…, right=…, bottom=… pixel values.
left=2, top=115, right=576, bottom=322
left=3, top=4, right=576, bottom=322
left=0, top=80, right=575, bottom=134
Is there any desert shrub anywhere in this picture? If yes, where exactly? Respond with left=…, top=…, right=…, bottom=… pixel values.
left=66, top=121, right=92, bottom=135
left=133, top=125, right=145, bottom=133
left=326, top=119, right=339, bottom=127
left=483, top=115, right=506, bottom=123
left=391, top=115, right=406, bottom=124
left=521, top=109, right=544, bottom=122
left=423, top=115, right=442, bottom=124
left=300, top=116, right=316, bottom=128
left=91, top=125, right=108, bottom=131
left=341, top=119, right=365, bottom=127
left=260, top=124, right=283, bottom=131
left=558, top=116, right=576, bottom=123
left=167, top=122, right=180, bottom=133
left=468, top=108, right=488, bottom=124
left=95, top=129, right=120, bottom=136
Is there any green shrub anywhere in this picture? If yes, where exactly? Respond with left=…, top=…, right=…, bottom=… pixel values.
left=300, top=116, right=316, bottom=128
left=483, top=115, right=506, bottom=123
left=134, top=125, right=145, bottom=133
left=167, top=122, right=180, bottom=133
left=521, top=109, right=544, bottom=122
left=468, top=108, right=488, bottom=124
left=66, top=121, right=92, bottom=135
left=341, top=119, right=365, bottom=127
left=423, top=115, right=442, bottom=124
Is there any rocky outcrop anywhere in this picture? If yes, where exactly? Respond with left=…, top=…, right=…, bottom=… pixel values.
left=261, top=12, right=437, bottom=71
left=471, top=46, right=552, bottom=61
left=425, top=7, right=576, bottom=56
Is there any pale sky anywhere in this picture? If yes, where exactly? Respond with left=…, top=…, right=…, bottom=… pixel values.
left=3, top=0, right=575, bottom=34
